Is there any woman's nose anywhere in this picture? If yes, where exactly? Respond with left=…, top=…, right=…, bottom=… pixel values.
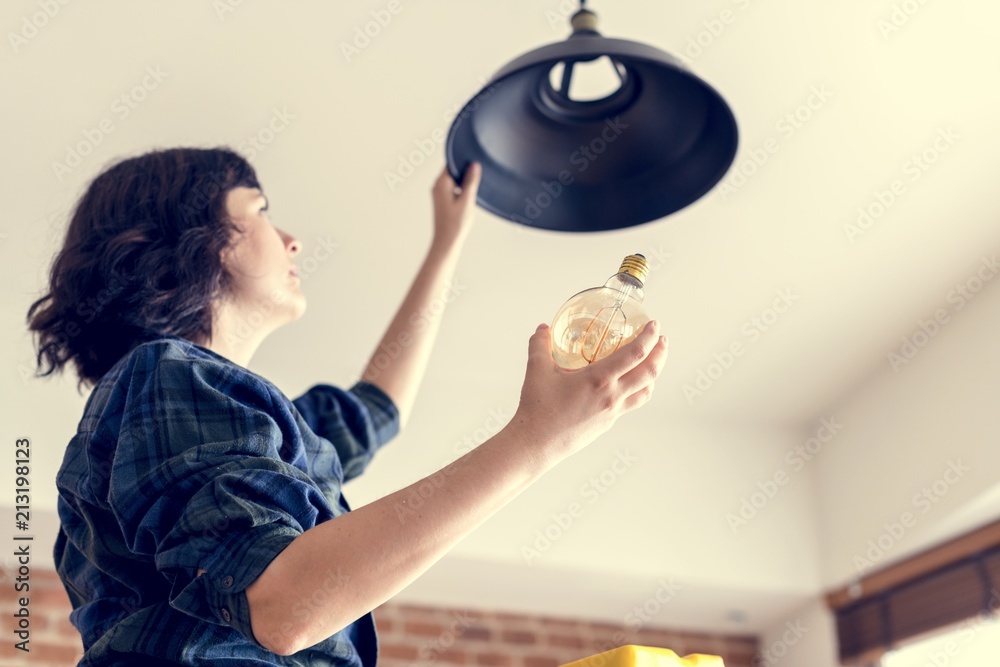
left=280, top=229, right=302, bottom=255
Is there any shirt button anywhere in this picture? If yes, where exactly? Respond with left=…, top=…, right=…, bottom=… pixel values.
left=221, top=607, right=231, bottom=623
left=222, top=575, right=234, bottom=588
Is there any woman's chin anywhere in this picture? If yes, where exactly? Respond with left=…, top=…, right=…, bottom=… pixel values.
left=290, top=294, right=307, bottom=319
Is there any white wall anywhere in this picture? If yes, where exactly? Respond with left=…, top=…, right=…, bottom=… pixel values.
left=757, top=595, right=840, bottom=667
left=817, top=272, right=1000, bottom=588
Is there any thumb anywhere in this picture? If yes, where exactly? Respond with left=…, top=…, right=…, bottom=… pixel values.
left=528, top=323, right=552, bottom=360
left=459, top=162, right=481, bottom=200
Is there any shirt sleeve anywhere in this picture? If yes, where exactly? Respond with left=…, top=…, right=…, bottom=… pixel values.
left=291, top=380, right=400, bottom=482
left=109, top=348, right=337, bottom=652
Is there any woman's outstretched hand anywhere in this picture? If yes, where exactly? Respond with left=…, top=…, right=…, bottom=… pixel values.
left=511, top=320, right=668, bottom=464
left=431, top=162, right=481, bottom=249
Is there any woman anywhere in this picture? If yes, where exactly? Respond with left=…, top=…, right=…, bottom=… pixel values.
left=27, top=147, right=667, bottom=666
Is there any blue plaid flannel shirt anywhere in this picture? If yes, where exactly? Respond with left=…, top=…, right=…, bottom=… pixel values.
left=53, top=336, right=400, bottom=666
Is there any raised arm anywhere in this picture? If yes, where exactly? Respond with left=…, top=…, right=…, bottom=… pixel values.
left=359, top=163, right=481, bottom=429
left=246, top=319, right=668, bottom=655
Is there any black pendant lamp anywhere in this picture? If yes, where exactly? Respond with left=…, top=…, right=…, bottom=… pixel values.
left=446, top=1, right=738, bottom=232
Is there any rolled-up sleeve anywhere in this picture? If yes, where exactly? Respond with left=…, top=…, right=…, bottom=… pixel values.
left=291, top=380, right=400, bottom=482
left=109, top=352, right=336, bottom=650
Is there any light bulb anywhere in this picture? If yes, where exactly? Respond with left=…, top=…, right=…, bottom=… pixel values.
left=550, top=253, right=653, bottom=370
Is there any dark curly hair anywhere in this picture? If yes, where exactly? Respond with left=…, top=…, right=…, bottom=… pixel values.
left=25, top=146, right=261, bottom=393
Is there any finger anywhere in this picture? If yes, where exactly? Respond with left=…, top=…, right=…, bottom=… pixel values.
left=616, top=336, right=667, bottom=395
left=587, top=320, right=660, bottom=379
left=458, top=162, right=481, bottom=201
left=620, top=381, right=655, bottom=413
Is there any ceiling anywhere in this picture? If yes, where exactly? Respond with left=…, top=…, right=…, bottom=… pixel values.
left=3, top=0, right=999, bottom=638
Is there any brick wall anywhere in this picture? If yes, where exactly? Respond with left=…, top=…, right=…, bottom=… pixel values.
left=0, top=568, right=759, bottom=666
left=1, top=568, right=82, bottom=665
left=373, top=604, right=759, bottom=667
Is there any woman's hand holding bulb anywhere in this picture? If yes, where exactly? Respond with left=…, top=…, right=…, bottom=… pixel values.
left=510, top=320, right=668, bottom=466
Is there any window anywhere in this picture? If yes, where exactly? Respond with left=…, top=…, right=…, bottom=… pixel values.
left=826, top=520, right=1000, bottom=664
left=880, top=615, right=1000, bottom=667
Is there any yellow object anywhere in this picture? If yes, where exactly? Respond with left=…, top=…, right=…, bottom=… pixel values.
left=559, top=644, right=725, bottom=667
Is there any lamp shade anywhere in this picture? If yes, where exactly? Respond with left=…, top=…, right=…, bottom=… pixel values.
left=445, top=9, right=738, bottom=232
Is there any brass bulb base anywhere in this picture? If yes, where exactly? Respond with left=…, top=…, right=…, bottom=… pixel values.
left=617, top=253, right=649, bottom=285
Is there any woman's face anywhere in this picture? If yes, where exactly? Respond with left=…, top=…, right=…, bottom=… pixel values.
left=220, top=186, right=305, bottom=331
